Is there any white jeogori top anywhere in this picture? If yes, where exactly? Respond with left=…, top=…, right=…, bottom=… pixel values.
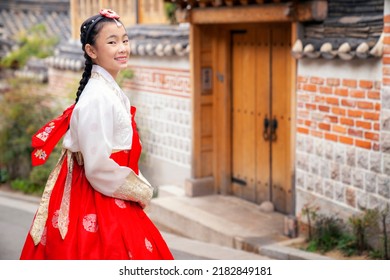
left=62, top=64, right=136, bottom=198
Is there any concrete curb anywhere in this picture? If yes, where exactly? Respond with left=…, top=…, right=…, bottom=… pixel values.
left=258, top=238, right=333, bottom=260
left=0, top=188, right=40, bottom=204
left=162, top=232, right=271, bottom=260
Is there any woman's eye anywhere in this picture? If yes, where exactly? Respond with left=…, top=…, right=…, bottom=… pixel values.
left=108, top=41, right=116, bottom=45
left=123, top=39, right=129, bottom=44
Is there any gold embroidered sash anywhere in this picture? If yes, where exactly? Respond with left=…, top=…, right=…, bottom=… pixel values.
left=30, top=149, right=68, bottom=245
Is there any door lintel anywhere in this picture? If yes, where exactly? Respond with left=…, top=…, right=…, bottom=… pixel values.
left=175, top=1, right=328, bottom=25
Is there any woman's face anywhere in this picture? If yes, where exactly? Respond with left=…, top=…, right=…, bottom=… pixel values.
left=87, top=21, right=130, bottom=78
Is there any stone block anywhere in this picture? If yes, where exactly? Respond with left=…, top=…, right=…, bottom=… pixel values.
left=330, top=163, right=340, bottom=181
left=384, top=154, right=390, bottom=175
left=365, top=171, right=377, bottom=193
left=352, top=169, right=364, bottom=189
left=185, top=177, right=215, bottom=197
left=335, top=144, right=346, bottom=164
left=346, top=187, right=356, bottom=208
left=324, top=179, right=334, bottom=199
left=346, top=146, right=356, bottom=167
left=382, top=86, right=390, bottom=109
left=382, top=109, right=390, bottom=131
left=341, top=165, right=352, bottom=185
left=357, top=149, right=369, bottom=169
left=381, top=132, right=390, bottom=153
left=325, top=141, right=334, bottom=160
left=370, top=151, right=382, bottom=173
left=335, top=182, right=345, bottom=203
left=377, top=175, right=390, bottom=199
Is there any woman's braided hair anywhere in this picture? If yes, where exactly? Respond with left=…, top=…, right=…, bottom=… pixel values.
left=75, top=13, right=122, bottom=103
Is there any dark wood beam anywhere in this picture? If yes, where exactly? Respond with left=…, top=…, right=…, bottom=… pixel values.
left=175, top=1, right=327, bottom=25
left=189, top=4, right=293, bottom=24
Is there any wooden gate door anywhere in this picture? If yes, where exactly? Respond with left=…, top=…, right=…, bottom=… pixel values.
left=231, top=24, right=293, bottom=214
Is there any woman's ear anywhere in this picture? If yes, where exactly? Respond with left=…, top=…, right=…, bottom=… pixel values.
left=85, top=44, right=97, bottom=59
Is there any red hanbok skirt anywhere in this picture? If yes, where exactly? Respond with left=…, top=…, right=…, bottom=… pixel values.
left=20, top=108, right=174, bottom=260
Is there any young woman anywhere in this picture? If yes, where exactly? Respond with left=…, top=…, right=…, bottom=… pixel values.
left=20, top=9, right=174, bottom=260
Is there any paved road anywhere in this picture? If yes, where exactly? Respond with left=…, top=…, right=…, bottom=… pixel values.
left=0, top=194, right=37, bottom=259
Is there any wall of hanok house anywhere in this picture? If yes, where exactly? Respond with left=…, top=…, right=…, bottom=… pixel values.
left=122, top=57, right=192, bottom=189
left=295, top=3, right=390, bottom=221
left=48, top=68, right=80, bottom=100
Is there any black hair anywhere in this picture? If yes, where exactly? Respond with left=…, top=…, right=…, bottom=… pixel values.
left=74, top=15, right=124, bottom=103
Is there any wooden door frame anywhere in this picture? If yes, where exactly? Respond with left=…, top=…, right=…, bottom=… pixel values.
left=188, top=22, right=297, bottom=214
left=213, top=25, right=232, bottom=195
left=212, top=23, right=298, bottom=213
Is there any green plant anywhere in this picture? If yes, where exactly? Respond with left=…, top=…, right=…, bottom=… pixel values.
left=0, top=168, right=9, bottom=183
left=369, top=249, right=384, bottom=260
left=298, top=204, right=389, bottom=259
left=348, top=208, right=380, bottom=255
left=0, top=77, right=59, bottom=191
left=301, top=203, right=319, bottom=241
left=308, top=214, right=344, bottom=253
left=117, top=68, right=134, bottom=87
left=0, top=23, right=58, bottom=69
left=10, top=179, right=34, bottom=194
left=164, top=3, right=177, bottom=25
left=336, top=233, right=359, bottom=256
left=10, top=177, right=43, bottom=195
left=379, top=204, right=389, bottom=260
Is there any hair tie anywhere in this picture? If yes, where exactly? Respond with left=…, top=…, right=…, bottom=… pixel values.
left=84, top=9, right=122, bottom=44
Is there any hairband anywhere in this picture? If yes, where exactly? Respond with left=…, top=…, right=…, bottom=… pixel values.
left=83, top=9, right=122, bottom=44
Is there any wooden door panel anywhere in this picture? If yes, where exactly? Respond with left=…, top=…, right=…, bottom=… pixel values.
left=241, top=29, right=257, bottom=201
left=255, top=26, right=271, bottom=203
left=271, top=24, right=292, bottom=213
left=230, top=24, right=293, bottom=213
left=231, top=31, right=257, bottom=201
left=232, top=32, right=245, bottom=198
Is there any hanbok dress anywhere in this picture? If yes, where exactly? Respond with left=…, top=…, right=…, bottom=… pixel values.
left=20, top=65, right=174, bottom=260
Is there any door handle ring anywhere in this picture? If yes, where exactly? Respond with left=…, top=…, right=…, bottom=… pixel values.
left=263, top=117, right=270, bottom=140
left=270, top=117, right=278, bottom=142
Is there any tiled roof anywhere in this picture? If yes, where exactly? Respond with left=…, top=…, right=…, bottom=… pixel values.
left=0, top=1, right=70, bottom=60
left=0, top=0, right=70, bottom=81
left=45, top=40, right=84, bottom=71
left=128, top=24, right=189, bottom=57
left=292, top=0, right=384, bottom=60
left=14, top=57, right=49, bottom=82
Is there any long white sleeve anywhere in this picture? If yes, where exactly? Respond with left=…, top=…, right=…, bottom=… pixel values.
left=72, top=90, right=132, bottom=196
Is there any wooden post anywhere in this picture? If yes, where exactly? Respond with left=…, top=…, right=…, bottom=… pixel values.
left=70, top=0, right=78, bottom=40
left=190, top=24, right=202, bottom=178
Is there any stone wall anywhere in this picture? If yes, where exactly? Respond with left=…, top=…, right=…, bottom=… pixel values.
left=382, top=6, right=390, bottom=163
left=48, top=68, right=80, bottom=101
left=295, top=8, right=390, bottom=220
left=124, top=57, right=191, bottom=189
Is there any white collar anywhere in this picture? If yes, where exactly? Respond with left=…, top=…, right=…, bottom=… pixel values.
left=91, top=64, right=122, bottom=93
